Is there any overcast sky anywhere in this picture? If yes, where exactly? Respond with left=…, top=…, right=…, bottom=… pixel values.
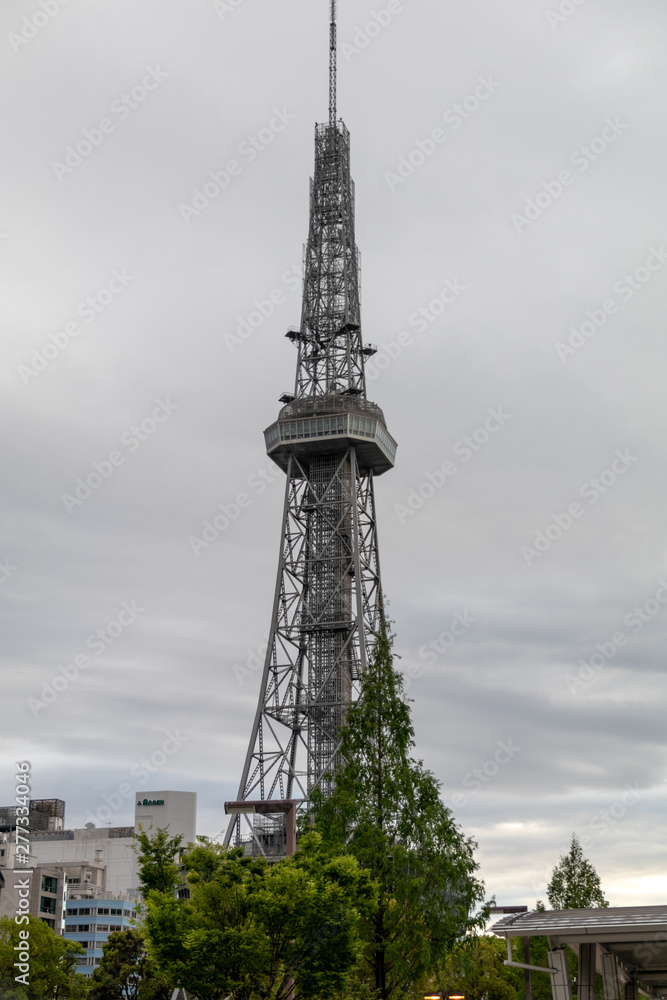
left=2, top=0, right=666, bottom=908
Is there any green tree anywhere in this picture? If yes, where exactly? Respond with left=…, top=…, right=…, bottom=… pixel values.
left=312, top=628, right=487, bottom=1000
left=437, top=935, right=523, bottom=1000
left=133, top=827, right=183, bottom=896
left=142, top=831, right=376, bottom=1000
left=0, top=916, right=88, bottom=1000
left=88, top=929, right=169, bottom=1000
left=546, top=835, right=609, bottom=909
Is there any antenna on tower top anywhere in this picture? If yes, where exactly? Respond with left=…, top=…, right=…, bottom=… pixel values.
left=329, top=0, right=337, bottom=127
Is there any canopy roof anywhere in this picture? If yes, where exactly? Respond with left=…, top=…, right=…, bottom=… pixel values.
left=492, top=906, right=667, bottom=998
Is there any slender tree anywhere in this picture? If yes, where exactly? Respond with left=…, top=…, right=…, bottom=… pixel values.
left=312, top=627, right=487, bottom=1000
left=133, top=827, right=183, bottom=896
left=88, top=929, right=169, bottom=1000
left=546, top=834, right=609, bottom=909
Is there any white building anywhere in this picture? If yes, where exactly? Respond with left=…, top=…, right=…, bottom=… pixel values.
left=29, top=791, right=197, bottom=898
left=134, top=790, right=197, bottom=845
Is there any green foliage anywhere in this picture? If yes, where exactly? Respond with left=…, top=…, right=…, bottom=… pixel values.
left=546, top=835, right=609, bottom=910
left=311, top=627, right=487, bottom=1000
left=88, top=928, right=169, bottom=1000
left=437, top=935, right=523, bottom=1000
left=133, top=826, right=183, bottom=896
left=142, top=831, right=376, bottom=1000
left=0, top=916, right=88, bottom=1000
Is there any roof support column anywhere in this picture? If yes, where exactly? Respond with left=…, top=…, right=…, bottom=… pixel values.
left=548, top=949, right=573, bottom=1000
left=601, top=952, right=623, bottom=1000
left=579, top=943, right=597, bottom=1000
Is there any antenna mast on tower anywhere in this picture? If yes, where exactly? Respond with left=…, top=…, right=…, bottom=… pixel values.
left=329, top=0, right=337, bottom=127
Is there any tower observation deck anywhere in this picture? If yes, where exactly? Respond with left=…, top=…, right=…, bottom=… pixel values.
left=225, top=2, right=396, bottom=848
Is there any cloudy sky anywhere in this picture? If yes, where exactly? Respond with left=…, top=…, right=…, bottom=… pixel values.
left=2, top=0, right=666, bottom=908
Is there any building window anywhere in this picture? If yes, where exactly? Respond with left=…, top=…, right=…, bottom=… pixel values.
left=40, top=897, right=56, bottom=915
left=96, top=925, right=109, bottom=932
left=40, top=918, right=55, bottom=929
left=77, top=925, right=90, bottom=932
left=97, top=908, right=109, bottom=915
left=67, top=877, right=81, bottom=884
left=110, top=908, right=122, bottom=915
left=41, top=875, right=58, bottom=894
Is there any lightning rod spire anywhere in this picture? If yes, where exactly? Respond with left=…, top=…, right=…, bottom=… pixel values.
left=329, top=0, right=337, bottom=126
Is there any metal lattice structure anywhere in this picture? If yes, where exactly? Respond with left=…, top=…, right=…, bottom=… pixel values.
left=225, top=1, right=396, bottom=848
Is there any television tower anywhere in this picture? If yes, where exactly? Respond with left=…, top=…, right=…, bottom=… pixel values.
left=225, top=0, right=397, bottom=844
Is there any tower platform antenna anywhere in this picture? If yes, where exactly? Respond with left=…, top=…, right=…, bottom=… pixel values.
left=329, top=0, right=337, bottom=126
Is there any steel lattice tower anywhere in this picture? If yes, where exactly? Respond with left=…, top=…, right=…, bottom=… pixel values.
left=225, top=1, right=397, bottom=847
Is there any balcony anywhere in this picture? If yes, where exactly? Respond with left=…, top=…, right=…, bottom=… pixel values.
left=265, top=397, right=396, bottom=476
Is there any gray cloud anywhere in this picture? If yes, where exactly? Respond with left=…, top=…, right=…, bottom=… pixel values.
left=2, top=0, right=667, bottom=907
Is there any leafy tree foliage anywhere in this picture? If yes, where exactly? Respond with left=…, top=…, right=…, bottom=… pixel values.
left=142, top=831, right=376, bottom=1000
left=0, top=916, right=88, bottom=1000
left=88, top=929, right=169, bottom=1000
left=311, top=628, right=487, bottom=1000
left=133, top=827, right=183, bottom=896
left=437, top=936, right=523, bottom=1000
left=546, top=835, right=609, bottom=909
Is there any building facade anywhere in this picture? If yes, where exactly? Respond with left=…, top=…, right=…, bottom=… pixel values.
left=0, top=838, right=66, bottom=933
left=64, top=897, right=137, bottom=976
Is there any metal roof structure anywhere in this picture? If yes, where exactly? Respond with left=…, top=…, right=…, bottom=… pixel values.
left=492, top=906, right=667, bottom=1000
